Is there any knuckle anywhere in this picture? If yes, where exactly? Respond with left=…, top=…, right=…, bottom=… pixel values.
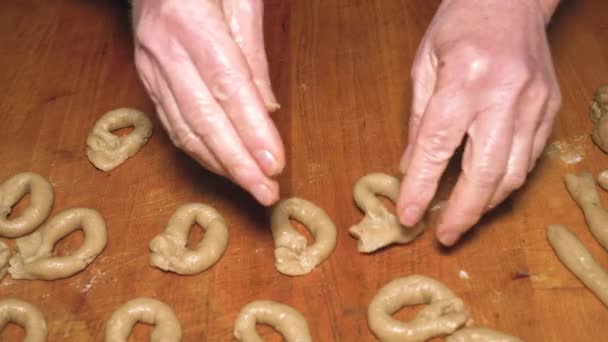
left=503, top=172, right=527, bottom=191
left=442, top=41, right=493, bottom=82
left=208, top=69, right=250, bottom=102
left=474, top=166, right=505, bottom=186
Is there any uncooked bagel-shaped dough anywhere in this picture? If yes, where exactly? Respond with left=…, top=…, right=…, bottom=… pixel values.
left=349, top=173, right=426, bottom=253
left=86, top=108, right=153, bottom=171
left=270, top=197, right=337, bottom=276
left=9, top=208, right=107, bottom=280
left=367, top=275, right=468, bottom=342
left=149, top=203, right=229, bottom=275
left=105, top=297, right=182, bottom=342
left=0, top=298, right=48, bottom=342
left=233, top=300, right=311, bottom=342
left=590, top=84, right=608, bottom=153
left=0, top=240, right=9, bottom=281
left=0, top=172, right=54, bottom=238
left=446, top=327, right=522, bottom=342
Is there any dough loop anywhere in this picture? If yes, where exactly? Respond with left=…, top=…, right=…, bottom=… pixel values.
left=446, top=327, right=522, bottom=342
left=233, top=300, right=311, bottom=342
left=0, top=240, right=9, bottom=280
left=0, top=298, right=48, bottom=342
left=590, top=84, right=608, bottom=153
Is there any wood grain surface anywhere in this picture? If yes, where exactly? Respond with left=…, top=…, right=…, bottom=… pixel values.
left=1, top=0, right=608, bottom=340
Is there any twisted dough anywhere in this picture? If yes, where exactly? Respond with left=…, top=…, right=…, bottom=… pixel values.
left=86, top=108, right=153, bottom=171
left=446, top=327, right=522, bottom=342
left=271, top=197, right=337, bottom=276
left=590, top=85, right=608, bottom=153
left=0, top=172, right=54, bottom=238
left=105, top=297, right=182, bottom=342
left=349, top=173, right=425, bottom=253
left=149, top=203, right=229, bottom=275
left=0, top=298, right=47, bottom=342
left=234, top=300, right=311, bottom=342
left=9, top=208, right=107, bottom=280
left=0, top=240, right=8, bottom=281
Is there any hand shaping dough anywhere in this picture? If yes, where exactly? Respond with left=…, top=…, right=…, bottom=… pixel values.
left=446, top=327, right=522, bottom=342
left=9, top=208, right=107, bottom=280
left=233, top=300, right=311, bottom=342
left=349, top=173, right=426, bottom=253
left=0, top=298, right=48, bottom=342
left=105, top=297, right=182, bottom=342
left=590, top=84, right=608, bottom=153
left=367, top=275, right=468, bottom=342
left=0, top=240, right=9, bottom=281
left=86, top=108, right=153, bottom=171
left=0, top=172, right=54, bottom=238
left=270, top=197, right=337, bottom=276
left=149, top=203, right=229, bottom=275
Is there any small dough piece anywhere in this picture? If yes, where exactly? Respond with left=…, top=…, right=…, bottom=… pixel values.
left=0, top=240, right=9, bottom=280
left=9, top=208, right=107, bottom=280
left=349, top=173, right=425, bottom=253
left=590, top=85, right=608, bottom=153
left=86, top=108, right=153, bottom=171
left=446, top=327, right=522, bottom=342
left=0, top=172, right=54, bottom=238
left=233, top=300, right=311, bottom=342
left=105, top=297, right=182, bottom=342
left=149, top=203, right=229, bottom=275
left=597, top=169, right=608, bottom=191
left=270, top=197, right=337, bottom=276
left=367, top=275, right=468, bottom=342
left=0, top=298, right=48, bottom=342
left=547, top=224, right=608, bottom=308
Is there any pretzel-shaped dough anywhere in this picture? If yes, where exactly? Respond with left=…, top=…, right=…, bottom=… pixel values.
left=105, top=297, right=182, bottom=342
left=234, top=300, right=312, bottom=342
left=349, top=173, right=426, bottom=253
left=86, top=108, right=153, bottom=171
left=149, top=203, right=229, bottom=275
left=0, top=172, right=54, bottom=238
left=446, top=327, right=522, bottom=342
left=9, top=208, right=107, bottom=280
left=0, top=298, right=48, bottom=342
left=368, top=275, right=468, bottom=342
left=271, top=197, right=337, bottom=276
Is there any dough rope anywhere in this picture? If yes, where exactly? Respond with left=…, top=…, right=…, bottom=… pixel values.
left=446, top=327, right=522, bottom=342
left=86, top=108, right=153, bottom=171
left=105, top=297, right=182, bottom=342
left=0, top=298, right=48, bottom=342
left=0, top=172, right=54, bottom=238
left=367, top=275, right=468, bottom=342
left=233, top=300, right=311, bottom=342
left=349, top=173, right=425, bottom=253
left=590, top=84, right=608, bottom=153
left=149, top=203, right=229, bottom=275
left=9, top=208, right=107, bottom=280
left=270, top=197, right=337, bottom=276
left=0, top=240, right=9, bottom=281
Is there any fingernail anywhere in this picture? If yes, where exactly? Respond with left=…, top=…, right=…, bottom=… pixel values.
left=400, top=204, right=421, bottom=227
left=252, top=183, right=276, bottom=205
left=266, top=100, right=281, bottom=112
left=438, top=230, right=459, bottom=246
left=255, top=150, right=280, bottom=176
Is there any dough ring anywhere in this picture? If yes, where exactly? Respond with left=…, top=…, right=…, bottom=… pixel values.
left=270, top=197, right=337, bottom=276
left=0, top=172, right=54, bottom=238
left=105, top=297, right=182, bottom=342
left=233, top=300, right=312, bottom=342
left=349, top=173, right=426, bottom=253
left=0, top=240, right=9, bottom=281
left=590, top=84, right=608, bottom=153
left=9, top=208, right=107, bottom=280
left=86, top=107, right=153, bottom=171
left=446, top=327, right=522, bottom=342
left=149, top=203, right=229, bottom=275
left=367, top=275, right=468, bottom=342
left=0, top=298, right=48, bottom=342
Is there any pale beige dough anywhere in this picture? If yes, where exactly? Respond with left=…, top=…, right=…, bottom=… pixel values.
left=0, top=298, right=48, bottom=342
left=271, top=197, right=337, bottom=276
left=233, top=300, right=311, bottom=342
left=86, top=108, right=153, bottom=171
left=597, top=169, right=608, bottom=191
left=446, top=327, right=522, bottom=342
left=105, top=297, right=182, bottom=342
left=0, top=240, right=9, bottom=281
left=149, top=203, right=229, bottom=275
left=349, top=173, right=426, bottom=253
left=9, top=208, right=107, bottom=280
left=0, top=172, right=54, bottom=238
left=590, top=84, right=608, bottom=153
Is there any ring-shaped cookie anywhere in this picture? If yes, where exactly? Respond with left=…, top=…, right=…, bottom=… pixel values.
left=0, top=172, right=54, bottom=238
left=234, top=300, right=312, bottom=342
left=9, top=208, right=107, bottom=280
left=368, top=275, right=468, bottom=342
left=149, top=203, right=229, bottom=275
left=0, top=240, right=9, bottom=280
left=0, top=298, right=48, bottom=342
left=446, top=327, right=522, bottom=342
left=86, top=108, right=153, bottom=171
left=105, top=297, right=182, bottom=342
left=271, top=197, right=337, bottom=276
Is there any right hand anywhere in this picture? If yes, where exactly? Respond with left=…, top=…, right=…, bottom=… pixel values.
left=131, top=0, right=284, bottom=205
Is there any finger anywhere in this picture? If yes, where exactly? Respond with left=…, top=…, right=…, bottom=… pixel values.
left=530, top=95, right=560, bottom=171
left=487, top=134, right=532, bottom=208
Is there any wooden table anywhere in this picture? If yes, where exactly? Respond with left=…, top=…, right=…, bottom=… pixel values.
left=1, top=1, right=607, bottom=340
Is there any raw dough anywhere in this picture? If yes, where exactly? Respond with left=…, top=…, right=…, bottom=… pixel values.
left=149, top=203, right=229, bottom=275
left=9, top=208, right=107, bottom=280
left=233, top=300, right=311, bottom=342
left=367, top=275, right=468, bottom=342
left=105, top=297, right=182, bottom=342
left=547, top=224, right=608, bottom=307
left=0, top=172, right=54, bottom=238
left=597, top=170, right=608, bottom=191
left=590, top=84, right=608, bottom=153
left=0, top=240, right=9, bottom=280
left=271, top=197, right=337, bottom=276
left=0, top=298, right=48, bottom=342
left=349, top=173, right=426, bottom=253
left=86, top=108, right=153, bottom=171
left=446, top=328, right=522, bottom=342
